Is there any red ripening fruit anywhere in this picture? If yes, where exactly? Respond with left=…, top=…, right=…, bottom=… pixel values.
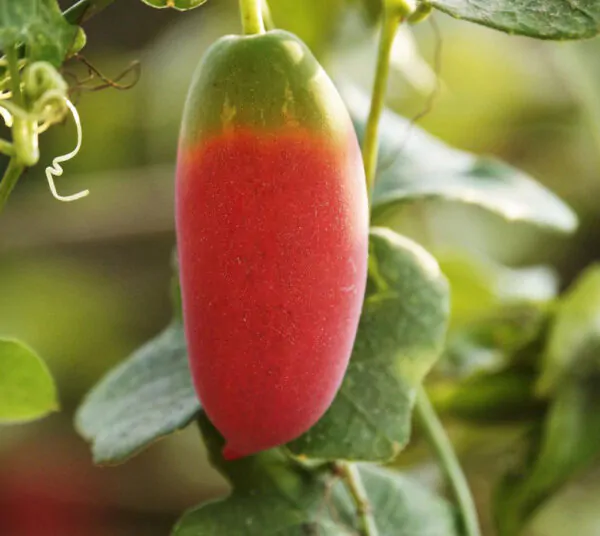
left=175, top=30, right=369, bottom=459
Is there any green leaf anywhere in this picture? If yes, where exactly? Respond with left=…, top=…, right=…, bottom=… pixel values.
left=344, top=87, right=577, bottom=234
left=288, top=228, right=449, bottom=462
left=174, top=414, right=458, bottom=536
left=75, top=322, right=200, bottom=465
left=430, top=0, right=600, bottom=40
left=0, top=338, right=58, bottom=424
left=0, top=0, right=80, bottom=65
left=439, top=252, right=558, bottom=329
left=434, top=367, right=545, bottom=424
left=140, top=0, right=207, bottom=11
left=537, top=264, right=600, bottom=397
left=437, top=250, right=555, bottom=376
left=494, top=376, right=600, bottom=536
left=174, top=412, right=346, bottom=536
left=442, top=302, right=550, bottom=377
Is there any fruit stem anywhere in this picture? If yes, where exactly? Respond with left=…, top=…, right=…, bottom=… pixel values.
left=415, top=386, right=481, bottom=536
left=239, top=0, right=266, bottom=35
left=0, top=158, right=25, bottom=215
left=361, top=7, right=403, bottom=206
left=335, top=462, right=379, bottom=536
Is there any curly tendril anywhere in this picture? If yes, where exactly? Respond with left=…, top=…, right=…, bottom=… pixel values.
left=45, top=98, right=89, bottom=202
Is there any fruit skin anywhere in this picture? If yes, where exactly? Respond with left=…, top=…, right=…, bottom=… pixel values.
left=176, top=30, right=369, bottom=459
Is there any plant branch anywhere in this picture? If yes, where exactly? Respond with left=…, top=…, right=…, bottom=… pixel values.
left=415, top=386, right=481, bottom=536
left=238, top=0, right=265, bottom=35
left=0, top=159, right=25, bottom=215
left=335, top=462, right=379, bottom=536
left=64, top=0, right=118, bottom=25
left=361, top=9, right=402, bottom=206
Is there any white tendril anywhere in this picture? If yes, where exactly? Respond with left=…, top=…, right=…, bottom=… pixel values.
left=45, top=98, right=89, bottom=202
left=0, top=100, right=29, bottom=127
left=0, top=105, right=13, bottom=127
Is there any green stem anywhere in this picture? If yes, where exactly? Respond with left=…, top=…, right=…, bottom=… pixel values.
left=64, top=0, right=117, bottom=25
left=335, top=462, right=379, bottom=536
left=238, top=0, right=266, bottom=35
left=361, top=9, right=402, bottom=205
left=408, top=2, right=432, bottom=24
left=5, top=45, right=22, bottom=107
left=415, top=387, right=481, bottom=536
left=0, top=159, right=25, bottom=215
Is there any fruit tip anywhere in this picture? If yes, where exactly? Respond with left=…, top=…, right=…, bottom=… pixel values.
left=222, top=444, right=244, bottom=461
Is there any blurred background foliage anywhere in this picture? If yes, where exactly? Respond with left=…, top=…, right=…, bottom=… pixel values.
left=1, top=0, right=600, bottom=534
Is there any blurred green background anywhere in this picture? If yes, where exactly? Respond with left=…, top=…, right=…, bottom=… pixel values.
left=1, top=1, right=599, bottom=534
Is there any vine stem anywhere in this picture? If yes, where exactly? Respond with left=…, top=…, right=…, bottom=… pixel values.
left=0, top=159, right=25, bottom=215
left=238, top=0, right=266, bottom=35
left=361, top=8, right=403, bottom=204
left=335, top=462, right=379, bottom=536
left=1, top=46, right=26, bottom=207
left=415, top=387, right=481, bottom=536
left=5, top=45, right=22, bottom=107
left=361, top=6, right=479, bottom=534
